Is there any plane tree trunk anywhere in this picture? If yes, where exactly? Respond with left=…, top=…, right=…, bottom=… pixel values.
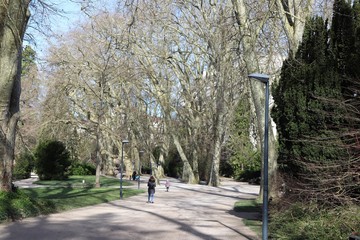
left=0, top=0, right=30, bottom=192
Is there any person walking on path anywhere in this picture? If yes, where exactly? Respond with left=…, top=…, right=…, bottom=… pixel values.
left=147, top=175, right=156, bottom=203
left=165, top=179, right=170, bottom=192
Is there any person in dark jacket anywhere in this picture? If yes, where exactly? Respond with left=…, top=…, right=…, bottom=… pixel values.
left=147, top=175, right=156, bottom=203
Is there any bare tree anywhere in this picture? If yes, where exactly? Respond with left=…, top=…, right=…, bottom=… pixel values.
left=17, top=45, right=42, bottom=154
left=43, top=11, right=135, bottom=186
left=120, top=0, right=246, bottom=185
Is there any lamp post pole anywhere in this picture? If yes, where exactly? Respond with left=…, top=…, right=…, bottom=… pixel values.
left=249, top=73, right=270, bottom=240
left=150, top=155, right=152, bottom=176
left=120, top=139, right=129, bottom=199
left=138, top=150, right=144, bottom=189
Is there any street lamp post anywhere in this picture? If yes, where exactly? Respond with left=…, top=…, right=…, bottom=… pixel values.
left=120, top=139, right=129, bottom=199
left=138, top=150, right=144, bottom=189
left=150, top=155, right=152, bottom=176
left=249, top=73, right=270, bottom=240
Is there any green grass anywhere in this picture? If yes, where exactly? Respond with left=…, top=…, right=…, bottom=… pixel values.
left=33, top=175, right=129, bottom=188
left=234, top=199, right=360, bottom=240
left=269, top=203, right=360, bottom=240
left=234, top=199, right=262, bottom=212
left=0, top=175, right=144, bottom=223
left=22, top=186, right=142, bottom=211
left=234, top=199, right=262, bottom=236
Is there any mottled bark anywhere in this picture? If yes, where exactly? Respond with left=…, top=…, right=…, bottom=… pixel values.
left=0, top=0, right=30, bottom=191
left=173, top=134, right=196, bottom=184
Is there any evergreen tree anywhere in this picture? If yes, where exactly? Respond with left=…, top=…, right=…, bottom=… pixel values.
left=34, top=140, right=71, bottom=180
left=272, top=0, right=359, bottom=204
left=331, top=0, right=354, bottom=76
left=228, top=96, right=260, bottom=181
left=272, top=16, right=337, bottom=174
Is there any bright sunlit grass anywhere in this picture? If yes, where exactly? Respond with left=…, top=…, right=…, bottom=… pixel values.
left=21, top=186, right=143, bottom=211
left=0, top=175, right=144, bottom=223
left=234, top=199, right=262, bottom=212
left=33, top=175, right=130, bottom=187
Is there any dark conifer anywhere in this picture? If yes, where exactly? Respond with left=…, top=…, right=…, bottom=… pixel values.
left=272, top=0, right=359, bottom=204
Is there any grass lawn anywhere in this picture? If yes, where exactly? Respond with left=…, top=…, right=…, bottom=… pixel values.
left=0, top=175, right=144, bottom=223
left=33, top=175, right=128, bottom=188
left=234, top=199, right=262, bottom=237
left=22, top=185, right=142, bottom=211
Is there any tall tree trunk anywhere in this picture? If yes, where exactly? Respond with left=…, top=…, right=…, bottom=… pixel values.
left=156, top=147, right=165, bottom=178
left=209, top=133, right=223, bottom=187
left=0, top=1, right=30, bottom=192
left=275, top=0, right=315, bottom=57
left=192, top=148, right=200, bottom=183
left=208, top=83, right=226, bottom=187
left=172, top=134, right=196, bottom=183
left=231, top=0, right=276, bottom=199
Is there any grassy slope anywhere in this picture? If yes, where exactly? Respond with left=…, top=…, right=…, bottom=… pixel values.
left=0, top=175, right=144, bottom=222
left=234, top=199, right=360, bottom=240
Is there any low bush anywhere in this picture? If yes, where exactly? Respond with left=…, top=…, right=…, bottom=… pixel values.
left=13, top=151, right=35, bottom=180
left=69, top=162, right=96, bottom=175
left=0, top=189, right=54, bottom=222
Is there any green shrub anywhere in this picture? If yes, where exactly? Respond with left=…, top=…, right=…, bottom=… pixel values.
left=269, top=203, right=360, bottom=240
left=69, top=162, right=96, bottom=175
left=34, top=140, right=71, bottom=180
left=13, top=151, right=35, bottom=180
left=0, top=190, right=51, bottom=222
left=231, top=151, right=261, bottom=183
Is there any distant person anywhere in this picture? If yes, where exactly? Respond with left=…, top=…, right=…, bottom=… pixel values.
left=165, top=179, right=170, bottom=192
left=135, top=174, right=140, bottom=181
left=132, top=171, right=137, bottom=180
left=147, top=175, right=156, bottom=203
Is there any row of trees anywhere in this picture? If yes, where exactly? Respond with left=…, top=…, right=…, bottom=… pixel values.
left=33, top=0, right=319, bottom=190
left=0, top=0, right=338, bottom=193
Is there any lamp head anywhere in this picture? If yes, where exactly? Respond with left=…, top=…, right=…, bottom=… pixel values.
left=248, top=73, right=269, bottom=83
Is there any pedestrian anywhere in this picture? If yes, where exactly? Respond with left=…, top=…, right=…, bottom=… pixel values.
left=147, top=175, right=156, bottom=203
left=165, top=179, right=170, bottom=192
left=132, top=171, right=137, bottom=180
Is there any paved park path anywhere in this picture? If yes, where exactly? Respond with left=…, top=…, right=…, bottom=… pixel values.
left=1, top=175, right=261, bottom=240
